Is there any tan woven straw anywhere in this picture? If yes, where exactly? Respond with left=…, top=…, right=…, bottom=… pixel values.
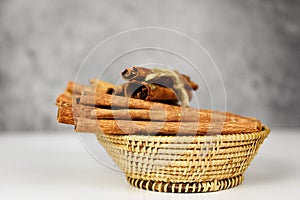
left=96, top=125, right=270, bottom=193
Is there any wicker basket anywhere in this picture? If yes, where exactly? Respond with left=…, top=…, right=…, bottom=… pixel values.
left=96, top=125, right=270, bottom=193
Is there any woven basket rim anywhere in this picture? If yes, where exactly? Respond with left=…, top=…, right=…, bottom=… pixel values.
left=100, top=125, right=270, bottom=141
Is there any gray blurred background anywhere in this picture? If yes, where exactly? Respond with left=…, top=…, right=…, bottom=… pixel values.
left=0, top=0, right=299, bottom=131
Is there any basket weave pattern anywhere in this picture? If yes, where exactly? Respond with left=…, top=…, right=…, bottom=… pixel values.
left=96, top=126, right=270, bottom=193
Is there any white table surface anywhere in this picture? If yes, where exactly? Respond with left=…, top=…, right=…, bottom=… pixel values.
left=1, top=129, right=299, bottom=200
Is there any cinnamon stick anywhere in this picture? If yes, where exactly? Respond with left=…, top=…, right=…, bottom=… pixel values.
left=90, top=107, right=255, bottom=124
left=80, top=91, right=159, bottom=109
left=91, top=108, right=183, bottom=121
left=66, top=81, right=92, bottom=94
left=65, top=80, right=115, bottom=95
left=57, top=103, right=94, bottom=125
left=80, top=92, right=260, bottom=123
left=75, top=118, right=261, bottom=135
left=89, top=78, right=116, bottom=94
left=123, top=81, right=181, bottom=102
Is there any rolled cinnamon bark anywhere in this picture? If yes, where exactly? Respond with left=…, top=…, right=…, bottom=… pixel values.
left=91, top=108, right=178, bottom=121
left=123, top=81, right=180, bottom=102
left=75, top=118, right=262, bottom=135
left=90, top=107, right=255, bottom=124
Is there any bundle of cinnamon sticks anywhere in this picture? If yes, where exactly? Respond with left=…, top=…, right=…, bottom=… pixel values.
left=56, top=67, right=263, bottom=136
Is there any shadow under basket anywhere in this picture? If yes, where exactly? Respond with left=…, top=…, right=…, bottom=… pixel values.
left=96, top=125, right=270, bottom=193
